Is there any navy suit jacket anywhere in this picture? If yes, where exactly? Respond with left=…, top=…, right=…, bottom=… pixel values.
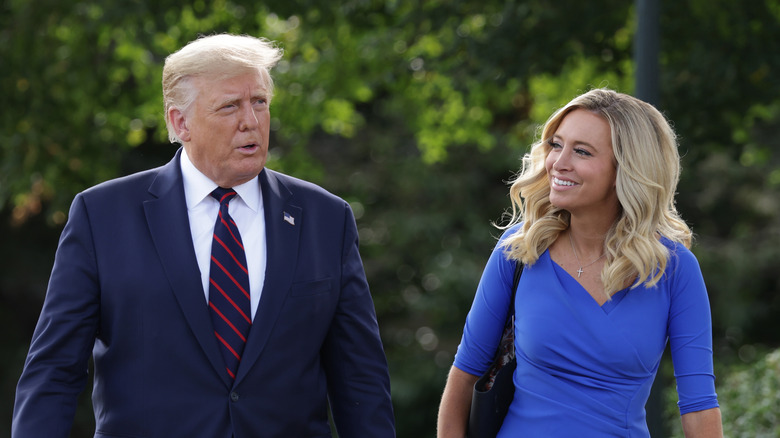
left=13, top=149, right=395, bottom=438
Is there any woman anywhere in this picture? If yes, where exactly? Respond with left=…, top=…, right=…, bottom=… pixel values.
left=437, top=89, right=722, bottom=437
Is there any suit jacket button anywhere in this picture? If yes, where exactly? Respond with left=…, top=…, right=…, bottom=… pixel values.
left=230, top=392, right=240, bottom=402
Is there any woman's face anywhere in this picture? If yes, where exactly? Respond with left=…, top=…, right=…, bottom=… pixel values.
left=545, top=109, right=619, bottom=218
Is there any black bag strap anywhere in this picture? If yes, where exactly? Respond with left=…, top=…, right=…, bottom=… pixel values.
left=508, top=261, right=524, bottom=320
left=472, top=260, right=524, bottom=393
left=500, top=260, right=524, bottom=357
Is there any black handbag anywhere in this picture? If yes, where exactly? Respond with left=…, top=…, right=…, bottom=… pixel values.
left=467, top=262, right=524, bottom=438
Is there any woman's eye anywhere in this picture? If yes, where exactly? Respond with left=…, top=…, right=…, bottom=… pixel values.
left=574, top=148, right=592, bottom=156
left=548, top=140, right=562, bottom=149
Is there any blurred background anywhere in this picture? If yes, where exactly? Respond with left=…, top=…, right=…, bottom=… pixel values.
left=2, top=0, right=779, bottom=436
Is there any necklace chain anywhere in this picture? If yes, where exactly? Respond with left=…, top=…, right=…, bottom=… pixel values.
left=568, top=232, right=606, bottom=278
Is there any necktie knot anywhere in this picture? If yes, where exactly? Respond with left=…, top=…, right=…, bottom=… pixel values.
left=211, top=187, right=237, bottom=206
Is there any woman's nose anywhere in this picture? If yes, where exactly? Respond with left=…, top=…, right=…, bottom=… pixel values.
left=552, top=150, right=570, bottom=171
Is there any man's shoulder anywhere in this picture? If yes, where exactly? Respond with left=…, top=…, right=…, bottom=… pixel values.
left=80, top=164, right=168, bottom=201
left=264, top=168, right=344, bottom=205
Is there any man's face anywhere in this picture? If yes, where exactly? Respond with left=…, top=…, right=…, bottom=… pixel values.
left=179, top=72, right=271, bottom=188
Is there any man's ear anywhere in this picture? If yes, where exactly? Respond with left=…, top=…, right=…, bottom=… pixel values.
left=168, top=107, right=191, bottom=142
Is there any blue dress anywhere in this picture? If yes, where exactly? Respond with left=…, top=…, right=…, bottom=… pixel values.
left=454, top=226, right=719, bottom=437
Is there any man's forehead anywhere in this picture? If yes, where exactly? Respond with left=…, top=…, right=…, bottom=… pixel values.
left=195, top=74, right=269, bottom=97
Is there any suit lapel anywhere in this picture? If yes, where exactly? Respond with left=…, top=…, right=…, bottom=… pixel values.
left=143, top=149, right=231, bottom=388
left=235, top=169, right=301, bottom=385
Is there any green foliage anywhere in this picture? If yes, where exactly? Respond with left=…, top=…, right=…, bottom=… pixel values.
left=721, top=349, right=780, bottom=437
left=2, top=0, right=780, bottom=437
left=666, top=348, right=780, bottom=437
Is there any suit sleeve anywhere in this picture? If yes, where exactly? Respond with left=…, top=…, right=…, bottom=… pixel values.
left=12, top=194, right=101, bottom=438
left=321, top=202, right=395, bottom=438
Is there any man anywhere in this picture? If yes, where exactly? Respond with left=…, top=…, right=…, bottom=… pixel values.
left=13, top=33, right=395, bottom=437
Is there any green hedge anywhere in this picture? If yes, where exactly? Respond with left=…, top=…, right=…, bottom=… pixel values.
left=666, top=348, right=780, bottom=437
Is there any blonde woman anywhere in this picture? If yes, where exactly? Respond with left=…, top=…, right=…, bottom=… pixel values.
left=438, top=89, right=722, bottom=437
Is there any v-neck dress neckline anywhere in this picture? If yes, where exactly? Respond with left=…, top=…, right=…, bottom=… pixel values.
left=550, top=257, right=630, bottom=314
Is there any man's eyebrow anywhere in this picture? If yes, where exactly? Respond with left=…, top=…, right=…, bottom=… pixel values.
left=216, top=92, right=268, bottom=107
left=252, top=91, right=269, bottom=100
left=214, top=95, right=241, bottom=108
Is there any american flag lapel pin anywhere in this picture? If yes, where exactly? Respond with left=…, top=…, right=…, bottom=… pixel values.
left=283, top=211, right=295, bottom=226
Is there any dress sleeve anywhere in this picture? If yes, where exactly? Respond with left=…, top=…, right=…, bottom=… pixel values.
left=453, top=226, right=520, bottom=376
left=667, top=244, right=720, bottom=414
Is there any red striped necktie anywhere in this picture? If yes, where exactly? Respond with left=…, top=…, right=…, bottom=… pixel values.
left=208, top=187, right=252, bottom=380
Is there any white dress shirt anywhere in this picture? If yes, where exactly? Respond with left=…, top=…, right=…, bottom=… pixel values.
left=180, top=148, right=267, bottom=320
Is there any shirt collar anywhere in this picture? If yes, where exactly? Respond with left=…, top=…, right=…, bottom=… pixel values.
left=180, top=148, right=262, bottom=213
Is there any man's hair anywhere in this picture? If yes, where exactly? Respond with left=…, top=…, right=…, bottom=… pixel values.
left=162, top=34, right=284, bottom=143
left=501, top=88, right=691, bottom=298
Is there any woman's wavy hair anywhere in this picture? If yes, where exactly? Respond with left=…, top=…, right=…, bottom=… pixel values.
left=162, top=33, right=283, bottom=144
left=500, top=88, right=692, bottom=298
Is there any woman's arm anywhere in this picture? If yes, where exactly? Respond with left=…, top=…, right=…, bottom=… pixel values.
left=437, top=366, right=479, bottom=438
left=681, top=407, right=723, bottom=438
left=667, top=246, right=721, bottom=437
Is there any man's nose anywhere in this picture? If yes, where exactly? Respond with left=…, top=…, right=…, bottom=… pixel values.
left=238, top=104, right=259, bottom=131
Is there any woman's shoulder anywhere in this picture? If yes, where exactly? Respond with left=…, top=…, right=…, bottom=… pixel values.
left=658, top=236, right=703, bottom=279
left=497, top=222, right=524, bottom=242
left=660, top=236, right=696, bottom=258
